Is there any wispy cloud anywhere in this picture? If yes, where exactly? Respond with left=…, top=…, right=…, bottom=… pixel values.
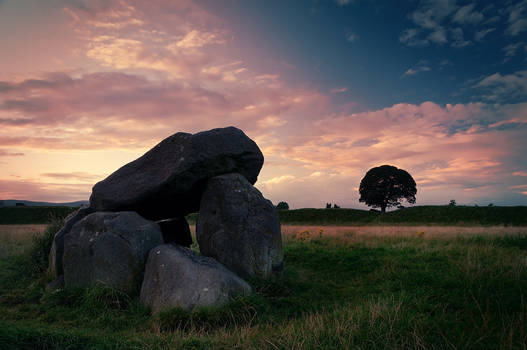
left=507, top=0, right=527, bottom=35
left=403, top=61, right=431, bottom=76
left=400, top=1, right=494, bottom=47
left=345, top=32, right=359, bottom=42
left=40, top=172, right=103, bottom=182
left=330, top=87, right=348, bottom=93
left=452, top=4, right=483, bottom=25
left=474, top=70, right=527, bottom=101
left=474, top=27, right=495, bottom=41
left=0, top=149, right=24, bottom=157
left=450, top=27, right=471, bottom=47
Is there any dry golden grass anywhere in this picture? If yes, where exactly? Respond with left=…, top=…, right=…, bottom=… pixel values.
left=281, top=224, right=527, bottom=240
left=0, top=224, right=47, bottom=258
left=0, top=224, right=48, bottom=240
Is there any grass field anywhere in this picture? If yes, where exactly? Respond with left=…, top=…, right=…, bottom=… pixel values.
left=1, top=222, right=526, bottom=349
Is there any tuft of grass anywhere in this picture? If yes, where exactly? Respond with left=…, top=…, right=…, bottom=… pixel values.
left=152, top=296, right=257, bottom=333
left=27, top=217, right=64, bottom=274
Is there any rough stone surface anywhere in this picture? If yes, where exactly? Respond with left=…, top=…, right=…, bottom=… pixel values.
left=48, top=204, right=94, bottom=278
left=46, top=275, right=65, bottom=292
left=63, top=211, right=163, bottom=294
left=89, top=127, right=264, bottom=220
left=140, top=244, right=252, bottom=313
left=157, top=217, right=192, bottom=247
left=196, top=173, right=283, bottom=278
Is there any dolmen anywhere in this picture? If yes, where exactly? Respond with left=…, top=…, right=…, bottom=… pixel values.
left=47, top=126, right=283, bottom=313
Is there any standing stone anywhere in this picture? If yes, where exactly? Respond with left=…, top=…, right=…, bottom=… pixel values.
left=140, top=244, right=252, bottom=313
left=196, top=173, right=283, bottom=278
left=157, top=217, right=192, bottom=247
left=63, top=211, right=163, bottom=294
left=48, top=204, right=94, bottom=279
left=89, top=127, right=264, bottom=220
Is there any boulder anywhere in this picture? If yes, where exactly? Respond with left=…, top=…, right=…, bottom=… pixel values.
left=89, top=127, right=264, bottom=220
left=140, top=244, right=251, bottom=313
left=48, top=204, right=94, bottom=278
left=63, top=211, right=163, bottom=294
left=157, top=217, right=192, bottom=247
left=196, top=173, right=283, bottom=278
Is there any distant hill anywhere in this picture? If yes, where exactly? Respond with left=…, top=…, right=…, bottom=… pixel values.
left=0, top=199, right=88, bottom=207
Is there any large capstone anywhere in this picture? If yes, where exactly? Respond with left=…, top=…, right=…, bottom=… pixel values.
left=196, top=173, right=283, bottom=278
left=89, top=127, right=264, bottom=220
left=63, top=211, right=163, bottom=294
left=48, top=204, right=94, bottom=279
left=140, top=244, right=252, bottom=313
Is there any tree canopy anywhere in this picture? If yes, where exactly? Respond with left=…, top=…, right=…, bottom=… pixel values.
left=276, top=201, right=289, bottom=210
left=359, top=165, right=416, bottom=212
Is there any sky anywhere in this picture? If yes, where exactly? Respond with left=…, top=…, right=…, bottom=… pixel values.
left=0, top=0, right=526, bottom=209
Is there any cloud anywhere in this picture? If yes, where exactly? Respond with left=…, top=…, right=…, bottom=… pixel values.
left=427, top=27, right=447, bottom=44
left=0, top=68, right=332, bottom=152
left=474, top=70, right=527, bottom=101
left=503, top=42, right=524, bottom=57
left=403, top=61, right=431, bottom=76
left=40, top=172, right=103, bottom=182
left=86, top=36, right=146, bottom=69
left=173, top=29, right=226, bottom=48
left=0, top=179, right=91, bottom=202
left=0, top=149, right=24, bottom=157
left=450, top=27, right=471, bottom=47
left=334, top=0, right=353, bottom=5
left=410, top=0, right=458, bottom=30
left=345, top=32, right=359, bottom=42
left=489, top=117, right=527, bottom=128
left=262, top=175, right=296, bottom=185
left=400, top=1, right=489, bottom=47
left=474, top=28, right=495, bottom=41
left=513, top=171, right=527, bottom=176
left=399, top=28, right=429, bottom=47
left=507, top=0, right=527, bottom=35
left=330, top=87, right=348, bottom=94
left=452, top=4, right=483, bottom=25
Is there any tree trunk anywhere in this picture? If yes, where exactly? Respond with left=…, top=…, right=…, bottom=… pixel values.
left=381, top=204, right=386, bottom=213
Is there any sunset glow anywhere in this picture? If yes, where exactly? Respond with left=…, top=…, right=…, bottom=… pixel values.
left=1, top=0, right=526, bottom=208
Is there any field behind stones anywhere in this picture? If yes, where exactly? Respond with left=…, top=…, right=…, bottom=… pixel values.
left=1, top=211, right=527, bottom=349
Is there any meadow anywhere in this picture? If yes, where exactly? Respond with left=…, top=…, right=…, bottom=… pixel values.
left=0, top=207, right=526, bottom=349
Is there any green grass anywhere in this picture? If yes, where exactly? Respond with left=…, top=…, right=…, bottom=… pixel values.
left=1, top=225, right=526, bottom=349
left=0, top=206, right=78, bottom=225
left=277, top=205, right=527, bottom=226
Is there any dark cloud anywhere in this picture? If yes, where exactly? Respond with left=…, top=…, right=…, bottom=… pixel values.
left=0, top=149, right=24, bottom=156
left=40, top=172, right=102, bottom=182
left=0, top=118, right=34, bottom=125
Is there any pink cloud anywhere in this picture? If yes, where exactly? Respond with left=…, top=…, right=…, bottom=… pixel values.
left=0, top=179, right=91, bottom=202
left=330, top=87, right=348, bottom=93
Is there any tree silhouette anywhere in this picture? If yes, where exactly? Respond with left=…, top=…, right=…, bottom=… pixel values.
left=359, top=165, right=416, bottom=213
left=276, top=201, right=289, bottom=210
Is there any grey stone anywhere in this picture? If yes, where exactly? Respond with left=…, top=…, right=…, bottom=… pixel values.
left=157, top=217, right=192, bottom=247
left=196, top=173, right=283, bottom=279
left=89, top=127, right=264, bottom=220
left=46, top=275, right=65, bottom=292
left=48, top=204, right=94, bottom=278
left=63, top=211, right=163, bottom=294
left=140, top=244, right=251, bottom=313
